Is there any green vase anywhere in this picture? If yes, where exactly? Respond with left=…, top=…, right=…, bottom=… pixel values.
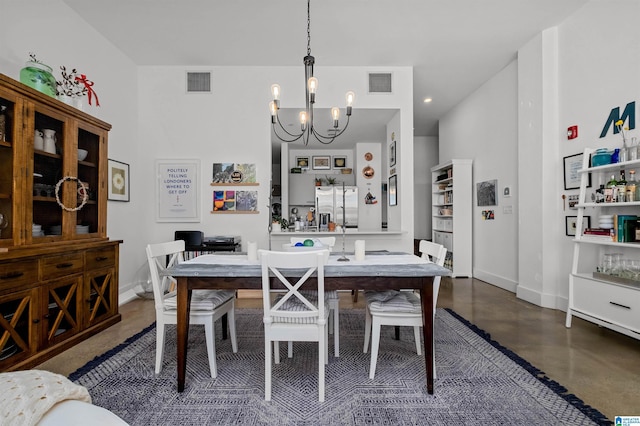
left=20, top=61, right=57, bottom=98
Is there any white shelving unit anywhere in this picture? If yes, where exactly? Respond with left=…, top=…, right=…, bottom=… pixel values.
left=566, top=148, right=640, bottom=340
left=431, top=159, right=473, bottom=277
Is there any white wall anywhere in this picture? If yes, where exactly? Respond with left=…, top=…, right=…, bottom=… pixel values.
left=553, top=0, right=640, bottom=308
left=1, top=0, right=142, bottom=300
left=414, top=136, right=439, bottom=239
left=439, top=0, right=640, bottom=311
left=137, top=66, right=415, bottom=259
left=439, top=61, right=519, bottom=290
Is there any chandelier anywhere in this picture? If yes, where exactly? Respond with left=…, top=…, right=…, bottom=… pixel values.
left=269, top=0, right=355, bottom=145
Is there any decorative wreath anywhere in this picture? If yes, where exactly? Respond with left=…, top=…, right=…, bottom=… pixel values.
left=55, top=176, right=88, bottom=212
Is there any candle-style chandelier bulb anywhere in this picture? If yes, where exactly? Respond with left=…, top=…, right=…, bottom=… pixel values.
left=299, top=111, right=308, bottom=130
left=331, top=107, right=340, bottom=127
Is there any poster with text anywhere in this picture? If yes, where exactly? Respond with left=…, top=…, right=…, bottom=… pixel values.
left=156, top=159, right=200, bottom=222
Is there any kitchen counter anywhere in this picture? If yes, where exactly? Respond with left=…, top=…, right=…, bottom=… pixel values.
left=269, top=229, right=408, bottom=252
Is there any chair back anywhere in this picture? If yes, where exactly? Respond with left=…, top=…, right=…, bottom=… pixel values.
left=418, top=240, right=447, bottom=287
left=146, top=240, right=185, bottom=311
left=259, top=249, right=328, bottom=325
left=290, top=237, right=336, bottom=251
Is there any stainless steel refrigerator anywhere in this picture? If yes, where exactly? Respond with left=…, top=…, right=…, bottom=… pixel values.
left=315, top=186, right=358, bottom=229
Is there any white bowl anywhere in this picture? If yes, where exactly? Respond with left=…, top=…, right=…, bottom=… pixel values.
left=78, top=149, right=88, bottom=161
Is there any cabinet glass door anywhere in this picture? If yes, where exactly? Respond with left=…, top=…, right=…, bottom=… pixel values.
left=43, top=277, right=81, bottom=346
left=0, top=93, right=16, bottom=246
left=32, top=109, right=65, bottom=240
left=75, top=125, right=101, bottom=236
left=0, top=289, right=37, bottom=368
left=85, top=268, right=116, bottom=327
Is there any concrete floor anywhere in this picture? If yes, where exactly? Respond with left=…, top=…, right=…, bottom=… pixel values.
left=37, top=278, right=640, bottom=421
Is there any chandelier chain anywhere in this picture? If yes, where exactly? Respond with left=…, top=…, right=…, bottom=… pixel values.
left=307, top=0, right=311, bottom=56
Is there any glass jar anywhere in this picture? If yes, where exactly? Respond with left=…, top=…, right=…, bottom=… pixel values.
left=19, top=61, right=57, bottom=98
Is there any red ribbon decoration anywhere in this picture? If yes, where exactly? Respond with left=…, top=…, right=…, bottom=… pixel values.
left=75, top=74, right=100, bottom=107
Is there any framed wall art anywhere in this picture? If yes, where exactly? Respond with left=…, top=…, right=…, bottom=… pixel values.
left=389, top=174, right=397, bottom=206
left=477, top=179, right=497, bottom=206
left=563, top=153, right=591, bottom=190
left=156, top=159, right=200, bottom=222
left=107, top=159, right=130, bottom=202
left=389, top=140, right=396, bottom=167
left=296, top=156, right=310, bottom=169
left=312, top=156, right=331, bottom=170
left=566, top=215, right=590, bottom=236
left=211, top=163, right=257, bottom=185
left=333, top=156, right=346, bottom=169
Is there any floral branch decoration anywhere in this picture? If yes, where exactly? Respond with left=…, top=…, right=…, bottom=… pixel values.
left=55, top=67, right=100, bottom=106
left=56, top=66, right=87, bottom=97
left=615, top=119, right=628, bottom=144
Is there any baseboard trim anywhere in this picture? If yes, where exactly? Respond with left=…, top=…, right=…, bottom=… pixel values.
left=472, top=269, right=517, bottom=293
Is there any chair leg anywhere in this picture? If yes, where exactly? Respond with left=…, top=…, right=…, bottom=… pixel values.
left=319, top=328, right=326, bottom=402
left=333, top=301, right=340, bottom=357
left=204, top=319, right=218, bottom=378
left=274, top=341, right=280, bottom=364
left=155, top=323, right=166, bottom=375
left=228, top=304, right=238, bottom=353
left=413, top=326, right=422, bottom=356
left=288, top=341, right=293, bottom=358
left=369, top=317, right=382, bottom=379
left=363, top=306, right=372, bottom=353
left=265, top=335, right=272, bottom=401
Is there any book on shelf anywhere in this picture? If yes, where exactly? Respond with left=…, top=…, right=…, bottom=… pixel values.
left=616, top=215, right=637, bottom=242
left=581, top=228, right=614, bottom=241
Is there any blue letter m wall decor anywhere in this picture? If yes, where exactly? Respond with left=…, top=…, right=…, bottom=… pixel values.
left=600, top=101, right=636, bottom=138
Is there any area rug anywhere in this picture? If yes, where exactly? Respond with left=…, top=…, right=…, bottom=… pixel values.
left=69, top=308, right=610, bottom=425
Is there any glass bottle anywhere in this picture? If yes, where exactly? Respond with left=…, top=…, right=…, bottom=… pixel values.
left=627, top=170, right=637, bottom=202
left=617, top=170, right=627, bottom=202
left=605, top=174, right=617, bottom=203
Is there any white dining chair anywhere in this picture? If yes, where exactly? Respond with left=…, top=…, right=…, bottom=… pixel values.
left=363, top=240, right=447, bottom=379
left=260, top=249, right=330, bottom=402
left=288, top=237, right=340, bottom=357
left=146, top=240, right=238, bottom=378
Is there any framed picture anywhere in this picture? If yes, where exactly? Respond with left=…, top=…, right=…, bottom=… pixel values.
left=312, top=156, right=331, bottom=170
left=565, top=215, right=590, bottom=236
left=107, top=159, right=130, bottom=202
left=389, top=140, right=396, bottom=167
left=296, top=156, right=310, bottom=169
left=333, top=156, right=347, bottom=169
left=563, top=153, right=591, bottom=190
left=155, top=159, right=200, bottom=222
left=477, top=179, right=497, bottom=206
left=389, top=174, right=397, bottom=206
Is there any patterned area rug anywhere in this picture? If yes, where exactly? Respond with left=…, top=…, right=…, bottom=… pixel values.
left=70, top=308, right=610, bottom=425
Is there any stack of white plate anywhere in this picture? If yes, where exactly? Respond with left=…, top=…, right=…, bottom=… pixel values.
left=599, top=215, right=614, bottom=229
left=32, top=223, right=44, bottom=237
left=76, top=225, right=90, bottom=234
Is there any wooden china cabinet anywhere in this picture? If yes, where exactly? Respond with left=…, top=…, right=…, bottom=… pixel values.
left=0, top=74, right=121, bottom=371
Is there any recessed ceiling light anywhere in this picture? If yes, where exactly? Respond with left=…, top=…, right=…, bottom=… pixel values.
left=423, top=97, right=433, bottom=103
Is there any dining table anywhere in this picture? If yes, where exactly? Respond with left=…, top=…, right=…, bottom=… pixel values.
left=163, top=251, right=450, bottom=394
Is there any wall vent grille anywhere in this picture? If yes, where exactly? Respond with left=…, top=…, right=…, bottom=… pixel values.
left=186, top=72, right=211, bottom=93
left=368, top=73, right=392, bottom=93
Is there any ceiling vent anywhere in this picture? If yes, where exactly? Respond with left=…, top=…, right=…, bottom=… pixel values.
left=368, top=73, right=392, bottom=94
left=186, top=71, right=211, bottom=93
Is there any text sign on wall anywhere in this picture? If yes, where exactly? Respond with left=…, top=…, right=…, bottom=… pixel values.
left=156, top=159, right=200, bottom=222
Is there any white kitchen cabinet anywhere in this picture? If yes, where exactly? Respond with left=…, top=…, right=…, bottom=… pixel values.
left=431, top=159, right=472, bottom=277
left=566, top=147, right=640, bottom=340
